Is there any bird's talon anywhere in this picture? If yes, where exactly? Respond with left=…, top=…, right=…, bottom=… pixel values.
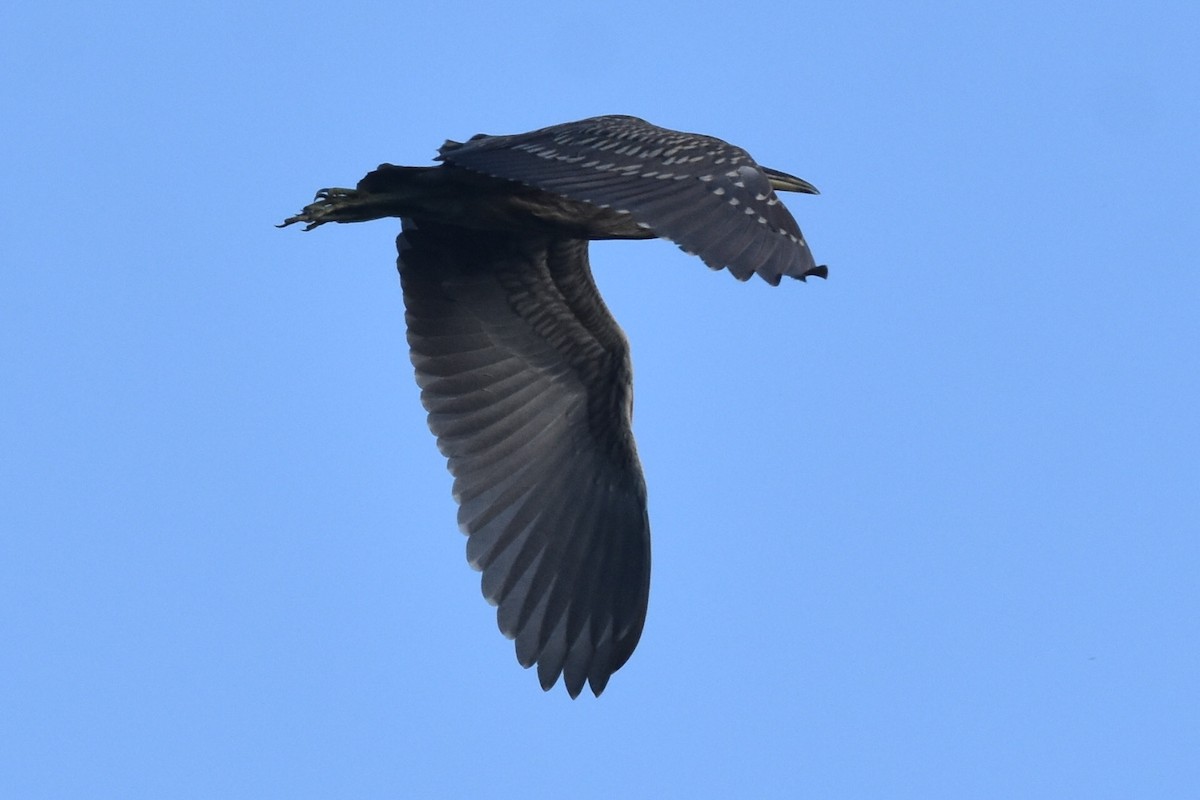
left=279, top=187, right=361, bottom=229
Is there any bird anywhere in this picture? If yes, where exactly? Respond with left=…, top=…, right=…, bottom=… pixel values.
left=280, top=115, right=824, bottom=697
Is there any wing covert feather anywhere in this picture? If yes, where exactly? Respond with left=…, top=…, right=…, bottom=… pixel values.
left=440, top=115, right=823, bottom=284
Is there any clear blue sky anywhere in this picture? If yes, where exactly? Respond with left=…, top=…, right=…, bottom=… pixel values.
left=3, top=2, right=1197, bottom=797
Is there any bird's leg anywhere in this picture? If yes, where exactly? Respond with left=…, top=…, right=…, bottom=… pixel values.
left=280, top=165, right=445, bottom=230
left=278, top=187, right=389, bottom=230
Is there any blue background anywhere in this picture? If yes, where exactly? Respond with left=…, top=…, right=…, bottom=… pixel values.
left=3, top=2, right=1197, bottom=797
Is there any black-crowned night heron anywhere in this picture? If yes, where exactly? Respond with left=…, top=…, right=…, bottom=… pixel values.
left=281, top=115, right=825, bottom=697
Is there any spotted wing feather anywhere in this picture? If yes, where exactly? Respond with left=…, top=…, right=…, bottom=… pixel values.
left=439, top=115, right=822, bottom=285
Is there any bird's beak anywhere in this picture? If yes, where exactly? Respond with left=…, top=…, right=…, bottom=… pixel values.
left=763, top=166, right=820, bottom=195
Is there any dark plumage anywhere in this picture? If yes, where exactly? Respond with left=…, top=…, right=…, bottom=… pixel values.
left=281, top=115, right=824, bottom=697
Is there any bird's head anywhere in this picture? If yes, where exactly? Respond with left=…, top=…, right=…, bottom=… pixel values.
left=762, top=166, right=820, bottom=195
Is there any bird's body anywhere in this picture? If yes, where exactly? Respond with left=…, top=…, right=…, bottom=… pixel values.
left=282, top=115, right=823, bottom=697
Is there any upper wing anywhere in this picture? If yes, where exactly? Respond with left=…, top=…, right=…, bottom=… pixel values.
left=438, top=115, right=824, bottom=285
left=398, top=219, right=650, bottom=697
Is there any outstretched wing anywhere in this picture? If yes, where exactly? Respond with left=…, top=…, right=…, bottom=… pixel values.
left=439, top=115, right=823, bottom=285
left=398, top=219, right=651, bottom=698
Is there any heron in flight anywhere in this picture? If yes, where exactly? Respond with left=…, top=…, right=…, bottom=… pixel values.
left=281, top=115, right=824, bottom=697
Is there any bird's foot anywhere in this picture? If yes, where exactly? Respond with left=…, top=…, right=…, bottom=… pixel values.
left=278, top=188, right=372, bottom=230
